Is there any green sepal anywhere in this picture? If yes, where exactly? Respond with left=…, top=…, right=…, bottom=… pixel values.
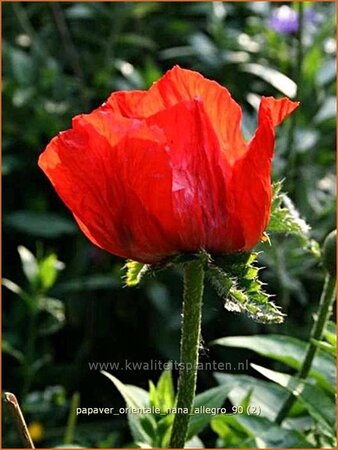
left=207, top=253, right=285, bottom=324
left=124, top=260, right=150, bottom=287
left=268, top=182, right=319, bottom=257
left=268, top=181, right=309, bottom=236
left=322, top=230, right=336, bottom=277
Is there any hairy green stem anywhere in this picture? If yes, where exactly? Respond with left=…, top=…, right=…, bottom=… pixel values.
left=169, top=260, right=204, bottom=448
left=276, top=273, right=336, bottom=424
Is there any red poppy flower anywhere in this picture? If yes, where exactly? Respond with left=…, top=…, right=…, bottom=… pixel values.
left=38, top=66, right=298, bottom=264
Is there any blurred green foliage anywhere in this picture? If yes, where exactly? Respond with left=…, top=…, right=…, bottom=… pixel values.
left=2, top=1, right=336, bottom=448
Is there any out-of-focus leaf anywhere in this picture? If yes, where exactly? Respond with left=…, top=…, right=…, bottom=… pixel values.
left=189, top=32, right=218, bottom=65
left=18, top=245, right=39, bottom=285
left=54, top=274, right=118, bottom=294
left=65, top=4, right=95, bottom=19
left=211, top=414, right=313, bottom=448
left=37, top=297, right=65, bottom=335
left=118, top=34, right=156, bottom=51
left=185, top=436, right=205, bottom=448
left=23, top=385, right=66, bottom=414
left=55, top=446, right=85, bottom=449
left=311, top=338, right=336, bottom=357
left=2, top=154, right=24, bottom=175
left=324, top=321, right=336, bottom=347
left=314, top=96, right=336, bottom=123
left=294, top=129, right=319, bottom=154
left=241, top=63, right=297, bottom=98
left=303, top=46, right=322, bottom=83
left=2, top=278, right=24, bottom=297
left=187, top=385, right=232, bottom=439
left=252, top=364, right=335, bottom=436
left=317, top=58, right=336, bottom=86
left=39, top=253, right=65, bottom=291
left=2, top=278, right=34, bottom=309
left=38, top=297, right=65, bottom=324
left=214, top=373, right=289, bottom=420
left=4, top=211, right=77, bottom=238
left=114, top=60, right=144, bottom=88
left=4, top=44, right=35, bottom=85
left=2, top=340, right=24, bottom=362
left=212, top=334, right=335, bottom=394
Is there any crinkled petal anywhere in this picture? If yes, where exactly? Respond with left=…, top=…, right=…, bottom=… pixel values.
left=108, top=65, right=246, bottom=165
left=39, top=70, right=299, bottom=262
left=38, top=106, right=176, bottom=263
left=230, top=96, right=299, bottom=250
left=260, top=96, right=299, bottom=126
left=146, top=98, right=245, bottom=252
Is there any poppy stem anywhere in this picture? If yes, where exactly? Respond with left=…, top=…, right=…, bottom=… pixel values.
left=275, top=273, right=336, bottom=424
left=169, top=259, right=204, bottom=448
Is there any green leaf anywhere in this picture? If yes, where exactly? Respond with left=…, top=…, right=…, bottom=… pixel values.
left=65, top=3, right=94, bottom=19
left=124, top=261, right=150, bottom=287
left=2, top=340, right=24, bottom=363
left=185, top=435, right=205, bottom=448
left=212, top=334, right=335, bottom=394
left=101, top=371, right=156, bottom=446
left=2, top=278, right=35, bottom=309
left=311, top=338, right=336, bottom=357
left=241, top=63, right=297, bottom=97
left=4, top=211, right=77, bottom=238
left=101, top=371, right=149, bottom=410
left=157, top=414, right=174, bottom=448
left=187, top=386, right=232, bottom=439
left=5, top=44, right=35, bottom=85
left=211, top=413, right=247, bottom=448
left=252, top=364, right=336, bottom=436
left=149, top=369, right=190, bottom=446
left=38, top=297, right=65, bottom=334
left=155, top=369, right=175, bottom=413
left=316, top=58, right=336, bottom=86
left=268, top=182, right=312, bottom=249
left=2, top=278, right=25, bottom=297
left=314, top=96, right=336, bottom=123
left=55, top=446, right=85, bottom=448
left=18, top=246, right=39, bottom=285
left=54, top=274, right=118, bottom=294
left=207, top=253, right=284, bottom=324
left=324, top=321, right=336, bottom=347
left=211, top=414, right=314, bottom=448
left=39, top=254, right=65, bottom=291
left=149, top=380, right=157, bottom=410
left=214, top=373, right=289, bottom=420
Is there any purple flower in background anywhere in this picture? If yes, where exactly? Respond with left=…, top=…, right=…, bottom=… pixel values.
left=304, top=8, right=319, bottom=25
left=268, top=5, right=299, bottom=35
left=268, top=5, right=319, bottom=36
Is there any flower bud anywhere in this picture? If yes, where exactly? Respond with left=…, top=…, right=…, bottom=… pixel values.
left=322, top=230, right=336, bottom=277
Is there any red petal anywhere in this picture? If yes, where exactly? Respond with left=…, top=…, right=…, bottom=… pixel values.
left=146, top=98, right=245, bottom=252
left=108, top=65, right=246, bottom=165
left=38, top=106, right=175, bottom=263
left=229, top=96, right=298, bottom=250
left=260, top=96, right=299, bottom=127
